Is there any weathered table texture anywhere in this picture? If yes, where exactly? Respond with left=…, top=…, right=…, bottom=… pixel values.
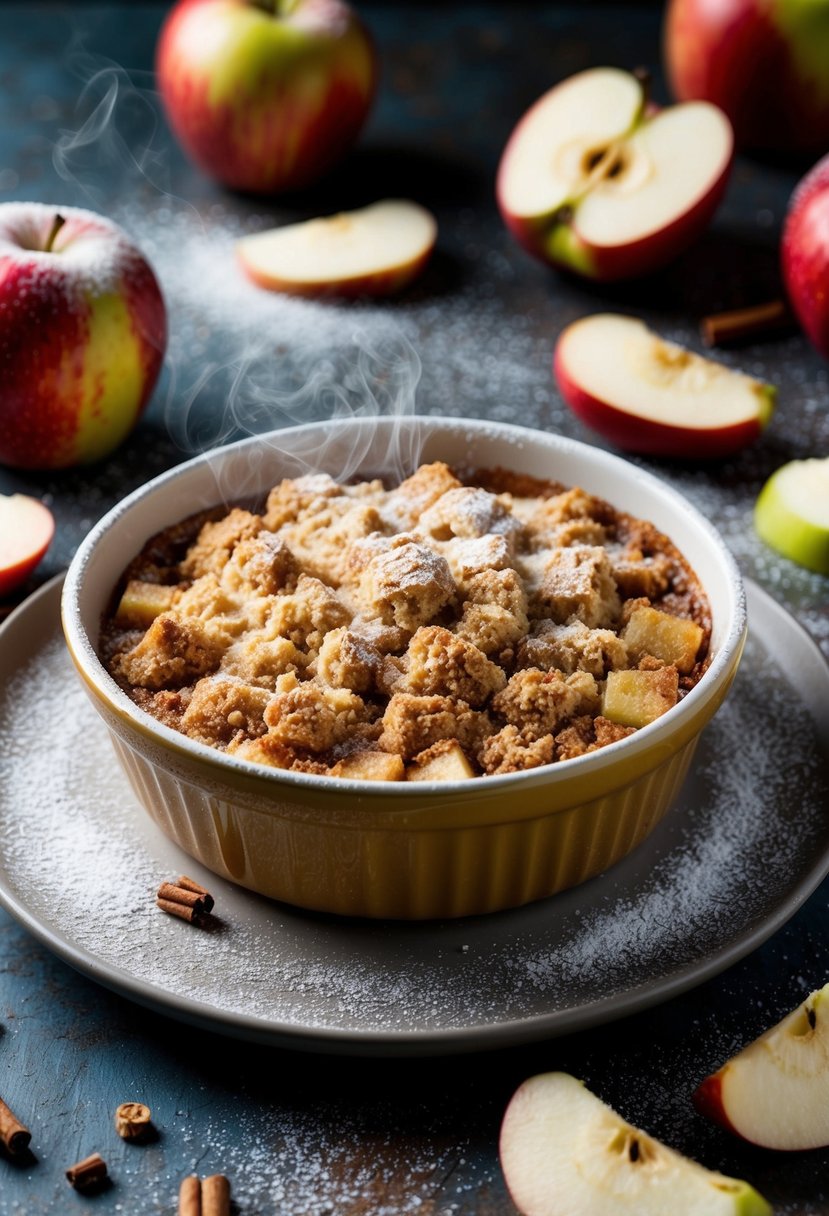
left=1, top=2, right=828, bottom=1213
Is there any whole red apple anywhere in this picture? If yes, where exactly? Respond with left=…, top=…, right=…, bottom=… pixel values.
left=782, top=153, right=829, bottom=358
left=156, top=0, right=377, bottom=195
left=665, top=0, right=829, bottom=153
left=0, top=203, right=166, bottom=470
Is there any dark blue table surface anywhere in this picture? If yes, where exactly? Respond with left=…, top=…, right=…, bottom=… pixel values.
left=1, top=3, right=828, bottom=1213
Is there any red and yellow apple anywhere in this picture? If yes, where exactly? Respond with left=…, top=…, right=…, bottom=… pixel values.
left=782, top=153, right=829, bottom=359
left=156, top=0, right=377, bottom=195
left=0, top=203, right=166, bottom=471
left=0, top=494, right=54, bottom=596
left=554, top=314, right=775, bottom=458
left=236, top=199, right=437, bottom=296
left=496, top=67, right=733, bottom=281
left=755, top=457, right=829, bottom=574
left=499, top=1072, right=771, bottom=1216
left=665, top=0, right=829, bottom=154
left=694, top=983, right=829, bottom=1149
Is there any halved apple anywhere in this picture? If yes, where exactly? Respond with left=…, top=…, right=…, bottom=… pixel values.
left=554, top=314, right=775, bottom=458
left=694, top=983, right=829, bottom=1149
left=497, top=67, right=733, bottom=281
left=754, top=457, right=829, bottom=575
left=0, top=493, right=55, bottom=597
left=500, top=1072, right=771, bottom=1216
left=236, top=199, right=437, bottom=298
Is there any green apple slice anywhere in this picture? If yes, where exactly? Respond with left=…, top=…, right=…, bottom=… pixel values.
left=754, top=456, right=829, bottom=574
left=499, top=1072, right=771, bottom=1216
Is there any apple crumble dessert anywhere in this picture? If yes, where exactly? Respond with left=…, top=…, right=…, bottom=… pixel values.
left=101, top=462, right=710, bottom=782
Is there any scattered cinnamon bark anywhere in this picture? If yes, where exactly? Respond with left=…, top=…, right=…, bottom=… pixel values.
left=202, top=1174, right=231, bottom=1216
left=0, top=1096, right=30, bottom=1156
left=700, top=299, right=794, bottom=347
left=179, top=1175, right=202, bottom=1216
left=178, top=1173, right=231, bottom=1216
left=65, top=1152, right=108, bottom=1191
left=156, top=875, right=214, bottom=923
left=114, top=1101, right=153, bottom=1142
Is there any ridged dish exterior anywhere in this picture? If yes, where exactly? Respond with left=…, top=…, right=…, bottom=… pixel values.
left=107, top=729, right=699, bottom=919
left=62, top=418, right=747, bottom=921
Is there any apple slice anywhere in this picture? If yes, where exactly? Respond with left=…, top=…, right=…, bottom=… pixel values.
left=694, top=984, right=829, bottom=1149
left=754, top=457, right=829, bottom=574
left=554, top=314, right=775, bottom=458
left=236, top=200, right=437, bottom=298
left=0, top=493, right=54, bottom=597
left=500, top=1072, right=771, bottom=1216
left=497, top=67, right=733, bottom=281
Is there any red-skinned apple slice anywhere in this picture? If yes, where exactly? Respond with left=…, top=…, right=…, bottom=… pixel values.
left=0, top=493, right=54, bottom=597
left=497, top=67, right=733, bottom=281
left=694, top=983, right=829, bottom=1149
left=554, top=314, right=775, bottom=458
left=236, top=200, right=437, bottom=298
left=500, top=1072, right=771, bottom=1216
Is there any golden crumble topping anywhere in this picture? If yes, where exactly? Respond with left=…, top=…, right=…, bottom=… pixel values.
left=103, top=462, right=711, bottom=781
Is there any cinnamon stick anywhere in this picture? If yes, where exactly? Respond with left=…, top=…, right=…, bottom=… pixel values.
left=700, top=299, right=794, bottom=347
left=115, top=1101, right=153, bottom=1142
left=0, top=1096, right=30, bottom=1156
left=66, top=1152, right=108, bottom=1191
left=177, top=875, right=212, bottom=900
left=157, top=897, right=201, bottom=923
left=179, top=1175, right=202, bottom=1216
left=156, top=878, right=214, bottom=922
left=202, top=1174, right=231, bottom=1216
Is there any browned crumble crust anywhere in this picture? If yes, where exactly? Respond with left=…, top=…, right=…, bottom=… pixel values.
left=102, top=461, right=711, bottom=781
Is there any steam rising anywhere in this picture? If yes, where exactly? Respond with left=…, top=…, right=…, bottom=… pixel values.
left=168, top=330, right=428, bottom=504
left=53, top=45, right=177, bottom=205
left=50, top=42, right=428, bottom=498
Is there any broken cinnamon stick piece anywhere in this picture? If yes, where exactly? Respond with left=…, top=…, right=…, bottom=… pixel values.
left=202, top=1174, right=231, bottom=1216
left=66, top=1152, right=108, bottom=1191
left=156, top=880, right=214, bottom=916
left=157, top=897, right=200, bottom=923
left=177, top=875, right=213, bottom=902
left=179, top=1174, right=202, bottom=1216
left=156, top=882, right=211, bottom=913
left=700, top=299, right=794, bottom=347
left=114, top=1101, right=153, bottom=1142
left=0, top=1096, right=30, bottom=1156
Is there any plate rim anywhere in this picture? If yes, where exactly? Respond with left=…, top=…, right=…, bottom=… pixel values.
left=0, top=573, right=828, bottom=1057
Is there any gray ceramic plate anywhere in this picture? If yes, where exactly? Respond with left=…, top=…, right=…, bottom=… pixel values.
left=1, top=575, right=828, bottom=1057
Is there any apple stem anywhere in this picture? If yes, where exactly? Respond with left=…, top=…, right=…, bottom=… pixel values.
left=249, top=0, right=296, bottom=14
left=551, top=204, right=574, bottom=226
left=44, top=213, right=66, bottom=253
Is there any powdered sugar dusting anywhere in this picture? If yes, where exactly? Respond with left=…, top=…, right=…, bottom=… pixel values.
left=510, top=626, right=827, bottom=998
left=1, top=583, right=826, bottom=1053
left=0, top=200, right=150, bottom=298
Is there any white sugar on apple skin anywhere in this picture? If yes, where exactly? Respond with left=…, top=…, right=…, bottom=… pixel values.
left=0, top=201, right=148, bottom=297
